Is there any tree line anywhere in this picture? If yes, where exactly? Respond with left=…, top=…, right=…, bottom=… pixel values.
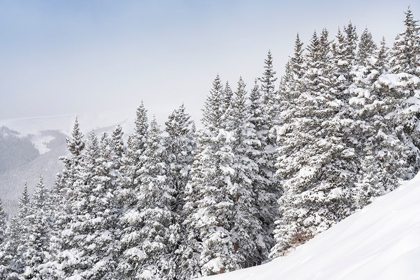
left=0, top=7, right=420, bottom=280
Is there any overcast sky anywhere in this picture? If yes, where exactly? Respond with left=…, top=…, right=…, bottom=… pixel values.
left=0, top=0, right=418, bottom=124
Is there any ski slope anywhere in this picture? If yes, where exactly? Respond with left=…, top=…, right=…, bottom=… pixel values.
left=203, top=175, right=420, bottom=280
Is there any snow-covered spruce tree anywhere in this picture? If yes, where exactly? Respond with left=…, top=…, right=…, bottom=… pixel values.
left=245, top=81, right=276, bottom=262
left=349, top=38, right=406, bottom=208
left=255, top=51, right=282, bottom=252
left=0, top=200, right=7, bottom=277
left=344, top=22, right=358, bottom=69
left=0, top=200, right=5, bottom=246
left=319, top=28, right=331, bottom=66
left=385, top=8, right=420, bottom=178
left=225, top=78, right=264, bottom=267
left=56, top=130, right=100, bottom=279
left=40, top=174, right=66, bottom=279
left=124, top=102, right=149, bottom=188
left=182, top=75, right=238, bottom=277
left=331, top=28, right=353, bottom=98
left=59, top=128, right=122, bottom=279
left=53, top=118, right=85, bottom=254
left=164, top=104, right=195, bottom=215
left=163, top=105, right=196, bottom=278
left=390, top=7, right=420, bottom=75
left=376, top=37, right=390, bottom=74
left=301, top=30, right=331, bottom=110
left=0, top=184, right=31, bottom=278
left=220, top=81, right=234, bottom=126
left=279, top=33, right=306, bottom=114
left=178, top=135, right=207, bottom=279
left=133, top=117, right=176, bottom=279
left=271, top=27, right=358, bottom=257
left=15, top=183, right=33, bottom=276
left=44, top=135, right=83, bottom=279
left=83, top=130, right=121, bottom=279
left=357, top=28, right=377, bottom=66
left=117, top=103, right=150, bottom=279
left=259, top=50, right=279, bottom=124
left=22, top=177, right=52, bottom=279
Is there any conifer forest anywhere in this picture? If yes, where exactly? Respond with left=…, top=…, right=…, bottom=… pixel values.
left=1, top=7, right=420, bottom=280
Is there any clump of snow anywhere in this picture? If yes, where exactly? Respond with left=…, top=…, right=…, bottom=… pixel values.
left=202, top=173, right=420, bottom=280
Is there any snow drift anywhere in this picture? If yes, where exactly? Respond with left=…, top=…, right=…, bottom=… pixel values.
left=203, top=174, right=420, bottom=280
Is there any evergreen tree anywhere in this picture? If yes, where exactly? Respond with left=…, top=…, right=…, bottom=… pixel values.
left=0, top=200, right=6, bottom=246
left=182, top=75, right=237, bottom=277
left=118, top=103, right=150, bottom=278
left=164, top=104, right=195, bottom=215
left=375, top=37, right=390, bottom=74
left=357, top=28, right=377, bottom=66
left=349, top=39, right=406, bottom=208
left=272, top=28, right=358, bottom=257
left=226, top=78, right=264, bottom=267
left=0, top=200, right=7, bottom=277
left=302, top=29, right=331, bottom=105
left=387, top=8, right=420, bottom=178
left=390, top=7, right=420, bottom=75
left=290, top=34, right=305, bottom=83
left=319, top=28, right=332, bottom=66
left=135, top=117, right=176, bottom=279
left=0, top=185, right=32, bottom=278
left=331, top=28, right=352, bottom=96
left=344, top=22, right=358, bottom=67
left=202, top=75, right=225, bottom=131
left=259, top=50, right=278, bottom=123
left=221, top=81, right=234, bottom=125
left=164, top=105, right=196, bottom=278
left=56, top=130, right=100, bottom=279
left=246, top=80, right=277, bottom=262
left=256, top=52, right=282, bottom=253
left=22, top=177, right=52, bottom=279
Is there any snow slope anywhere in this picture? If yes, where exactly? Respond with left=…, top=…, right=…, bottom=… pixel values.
left=203, top=175, right=420, bottom=280
left=0, top=112, right=139, bottom=216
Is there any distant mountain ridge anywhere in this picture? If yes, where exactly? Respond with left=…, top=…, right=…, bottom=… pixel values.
left=0, top=112, right=139, bottom=217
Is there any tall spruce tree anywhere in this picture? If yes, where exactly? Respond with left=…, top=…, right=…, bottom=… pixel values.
left=118, top=103, right=150, bottom=278
left=22, top=177, right=52, bottom=279
left=387, top=8, right=420, bottom=178
left=357, top=28, right=377, bottom=66
left=0, top=200, right=7, bottom=277
left=164, top=105, right=196, bottom=278
left=349, top=38, right=406, bottom=208
left=0, top=200, right=6, bottom=247
left=344, top=22, right=358, bottom=67
left=182, top=75, right=238, bottom=276
left=135, top=117, right=176, bottom=279
left=225, top=78, right=264, bottom=266
left=272, top=27, right=358, bottom=257
left=0, top=184, right=32, bottom=278
left=390, top=7, right=420, bottom=75
left=56, top=130, right=100, bottom=279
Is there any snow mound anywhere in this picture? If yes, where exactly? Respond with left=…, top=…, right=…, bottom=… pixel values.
left=203, top=174, right=420, bottom=280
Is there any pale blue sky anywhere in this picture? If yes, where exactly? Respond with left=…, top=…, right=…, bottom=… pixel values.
left=0, top=0, right=418, bottom=123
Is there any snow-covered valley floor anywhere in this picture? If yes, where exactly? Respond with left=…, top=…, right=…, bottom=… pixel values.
left=203, top=174, right=420, bottom=280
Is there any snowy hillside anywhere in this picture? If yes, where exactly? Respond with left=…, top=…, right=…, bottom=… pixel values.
left=0, top=112, right=138, bottom=216
left=203, top=175, right=420, bottom=280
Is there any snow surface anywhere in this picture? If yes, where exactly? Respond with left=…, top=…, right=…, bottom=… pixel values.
left=202, top=174, right=420, bottom=280
left=30, top=134, right=55, bottom=154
